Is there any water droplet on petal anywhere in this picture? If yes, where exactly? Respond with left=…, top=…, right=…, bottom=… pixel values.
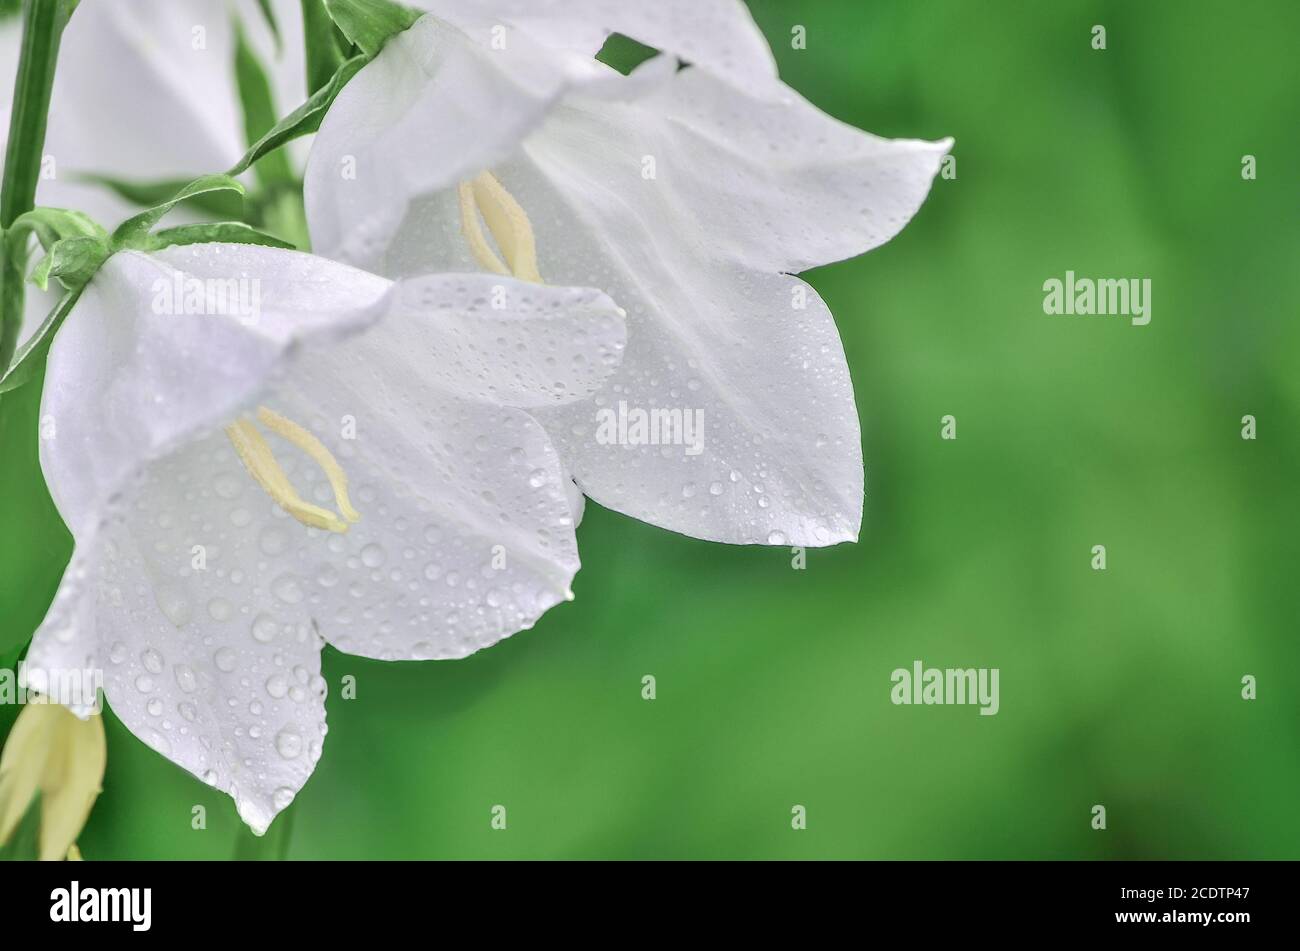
left=251, top=613, right=278, bottom=643
left=275, top=729, right=303, bottom=759
left=265, top=674, right=288, bottom=699
left=140, top=648, right=164, bottom=674
left=214, top=647, right=237, bottom=673
left=272, top=574, right=304, bottom=604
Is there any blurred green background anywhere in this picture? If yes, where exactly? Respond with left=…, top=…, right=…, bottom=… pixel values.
left=2, top=0, right=1298, bottom=859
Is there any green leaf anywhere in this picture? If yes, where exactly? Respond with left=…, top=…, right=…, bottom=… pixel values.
left=72, top=173, right=243, bottom=218
left=234, top=17, right=295, bottom=187
left=111, top=174, right=246, bottom=249
left=323, top=0, right=420, bottom=58
left=0, top=792, right=41, bottom=861
left=228, top=54, right=367, bottom=178
left=0, top=285, right=82, bottom=395
left=147, top=221, right=296, bottom=251
left=302, top=0, right=347, bottom=94
left=254, top=0, right=281, bottom=52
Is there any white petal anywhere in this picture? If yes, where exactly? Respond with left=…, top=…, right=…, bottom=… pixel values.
left=242, top=269, right=624, bottom=658
left=636, top=67, right=952, bottom=272
left=305, top=15, right=577, bottom=271
left=387, top=275, right=625, bottom=408
left=26, top=516, right=328, bottom=837
left=412, top=0, right=776, bottom=82
left=305, top=13, right=696, bottom=271
left=497, top=86, right=884, bottom=543
left=40, top=246, right=390, bottom=537
left=248, top=379, right=581, bottom=661
left=327, top=127, right=867, bottom=544
left=537, top=269, right=863, bottom=547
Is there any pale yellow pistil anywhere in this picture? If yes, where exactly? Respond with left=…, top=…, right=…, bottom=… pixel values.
left=224, top=407, right=360, bottom=533
left=457, top=171, right=544, bottom=283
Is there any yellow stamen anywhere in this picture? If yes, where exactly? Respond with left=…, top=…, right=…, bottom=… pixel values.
left=256, top=407, right=360, bottom=524
left=457, top=171, right=543, bottom=283
left=224, top=410, right=356, bottom=533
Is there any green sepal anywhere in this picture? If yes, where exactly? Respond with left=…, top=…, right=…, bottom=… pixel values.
left=110, top=174, right=246, bottom=250
left=234, top=16, right=295, bottom=187
left=72, top=174, right=243, bottom=217
left=0, top=286, right=82, bottom=395
left=27, top=234, right=108, bottom=291
left=147, top=221, right=296, bottom=251
left=4, top=206, right=109, bottom=293
left=301, top=0, right=348, bottom=94
left=228, top=54, right=367, bottom=178
left=4, top=206, right=106, bottom=251
left=323, top=0, right=420, bottom=58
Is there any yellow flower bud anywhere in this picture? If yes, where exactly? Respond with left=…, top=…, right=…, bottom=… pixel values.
left=0, top=700, right=106, bottom=860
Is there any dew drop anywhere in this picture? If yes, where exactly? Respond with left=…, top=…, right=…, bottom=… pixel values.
left=275, top=729, right=303, bottom=759
left=155, top=586, right=192, bottom=626
left=259, top=527, right=288, bottom=556
left=174, top=664, right=197, bottom=693
left=251, top=613, right=278, bottom=643
left=272, top=574, right=304, bottom=604
left=140, top=648, right=164, bottom=674
left=214, top=647, right=237, bottom=673
left=213, top=472, right=242, bottom=499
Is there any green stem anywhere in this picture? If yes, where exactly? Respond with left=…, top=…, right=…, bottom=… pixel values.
left=0, top=0, right=79, bottom=374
